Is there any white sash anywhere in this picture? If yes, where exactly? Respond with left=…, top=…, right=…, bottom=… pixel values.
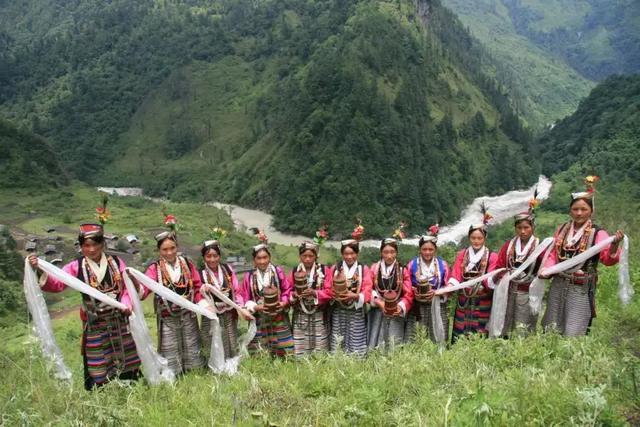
left=128, top=268, right=216, bottom=319
left=23, top=259, right=72, bottom=381
left=487, top=237, right=553, bottom=337
left=123, top=272, right=175, bottom=384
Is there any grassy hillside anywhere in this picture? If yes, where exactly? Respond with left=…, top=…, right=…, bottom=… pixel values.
left=0, top=187, right=637, bottom=424
left=443, top=0, right=595, bottom=127
left=0, top=227, right=26, bottom=325
left=0, top=183, right=315, bottom=270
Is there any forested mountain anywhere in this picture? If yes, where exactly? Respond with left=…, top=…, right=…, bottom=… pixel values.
left=0, top=119, right=68, bottom=188
left=0, top=0, right=538, bottom=237
left=537, top=74, right=640, bottom=220
left=500, top=0, right=640, bottom=81
left=444, top=0, right=640, bottom=127
left=538, top=75, right=640, bottom=178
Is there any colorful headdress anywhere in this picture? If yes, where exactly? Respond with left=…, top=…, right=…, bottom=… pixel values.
left=514, top=187, right=539, bottom=225
left=341, top=220, right=364, bottom=251
left=202, top=239, right=220, bottom=251
left=571, top=175, right=599, bottom=201
left=95, top=195, right=111, bottom=225
left=313, top=225, right=329, bottom=246
left=380, top=222, right=406, bottom=251
left=155, top=212, right=178, bottom=242
left=78, top=196, right=110, bottom=241
left=210, top=226, right=227, bottom=242
left=298, top=240, right=319, bottom=255
left=351, top=219, right=365, bottom=242
left=469, top=202, right=492, bottom=235
left=340, top=238, right=358, bottom=248
left=79, top=223, right=104, bottom=239
left=419, top=224, right=439, bottom=247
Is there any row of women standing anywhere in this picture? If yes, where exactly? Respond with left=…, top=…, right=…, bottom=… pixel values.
left=27, top=186, right=625, bottom=389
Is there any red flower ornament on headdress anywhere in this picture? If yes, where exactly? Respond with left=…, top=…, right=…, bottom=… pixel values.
left=164, top=214, right=177, bottom=230
left=351, top=219, right=365, bottom=241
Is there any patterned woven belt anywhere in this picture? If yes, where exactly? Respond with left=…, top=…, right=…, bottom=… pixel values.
left=558, top=271, right=593, bottom=285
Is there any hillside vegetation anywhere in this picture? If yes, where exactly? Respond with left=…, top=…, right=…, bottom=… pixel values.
left=0, top=0, right=537, bottom=237
left=444, top=0, right=640, bottom=127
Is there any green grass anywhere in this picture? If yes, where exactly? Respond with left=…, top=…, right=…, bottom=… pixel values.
left=43, top=289, right=82, bottom=314
left=0, top=182, right=312, bottom=268
left=1, top=192, right=638, bottom=424
left=1, top=266, right=638, bottom=425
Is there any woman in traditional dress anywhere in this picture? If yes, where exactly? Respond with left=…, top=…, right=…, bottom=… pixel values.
left=329, top=222, right=372, bottom=355
left=367, top=237, right=413, bottom=349
left=29, top=218, right=141, bottom=390
left=142, top=215, right=204, bottom=374
left=449, top=205, right=499, bottom=343
left=199, top=238, right=245, bottom=360
left=540, top=177, right=624, bottom=336
left=492, top=194, right=543, bottom=337
left=405, top=225, right=451, bottom=343
left=289, top=239, right=333, bottom=357
left=237, top=233, right=294, bottom=357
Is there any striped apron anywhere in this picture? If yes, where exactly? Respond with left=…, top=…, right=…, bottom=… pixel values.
left=154, top=257, right=204, bottom=373
left=452, top=250, right=492, bottom=343
left=291, top=264, right=329, bottom=357
left=542, top=223, right=599, bottom=337
left=247, top=268, right=294, bottom=357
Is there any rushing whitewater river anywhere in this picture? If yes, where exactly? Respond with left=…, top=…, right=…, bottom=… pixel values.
left=98, top=175, right=551, bottom=247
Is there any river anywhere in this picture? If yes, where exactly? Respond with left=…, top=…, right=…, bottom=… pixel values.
left=98, top=175, right=551, bottom=247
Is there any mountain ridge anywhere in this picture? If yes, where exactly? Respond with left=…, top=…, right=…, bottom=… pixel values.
left=1, top=0, right=538, bottom=237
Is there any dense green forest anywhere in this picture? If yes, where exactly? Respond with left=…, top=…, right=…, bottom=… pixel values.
left=537, top=74, right=640, bottom=194
left=0, top=119, right=69, bottom=188
left=0, top=0, right=537, bottom=237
